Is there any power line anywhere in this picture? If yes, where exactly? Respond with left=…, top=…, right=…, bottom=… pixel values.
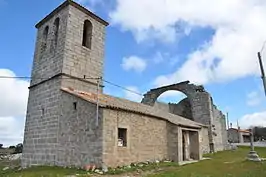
left=0, top=75, right=144, bottom=97
left=103, top=79, right=143, bottom=96
left=0, top=76, right=99, bottom=80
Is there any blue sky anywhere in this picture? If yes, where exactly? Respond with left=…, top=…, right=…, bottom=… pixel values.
left=1, top=0, right=266, bottom=146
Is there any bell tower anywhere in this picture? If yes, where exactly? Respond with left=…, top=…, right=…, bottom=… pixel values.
left=22, top=0, right=108, bottom=167
left=29, top=0, right=108, bottom=93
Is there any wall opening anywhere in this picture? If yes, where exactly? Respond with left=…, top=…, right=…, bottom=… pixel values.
left=41, top=108, right=45, bottom=117
left=53, top=18, right=60, bottom=48
left=41, top=26, right=49, bottom=53
left=118, top=128, right=127, bottom=147
left=155, top=91, right=193, bottom=120
left=82, top=20, right=93, bottom=49
left=73, top=102, right=77, bottom=110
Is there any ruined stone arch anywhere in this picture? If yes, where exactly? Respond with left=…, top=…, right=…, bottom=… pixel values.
left=141, top=81, right=205, bottom=106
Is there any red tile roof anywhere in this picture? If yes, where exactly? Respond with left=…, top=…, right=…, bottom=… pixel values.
left=228, top=128, right=250, bottom=133
left=61, top=87, right=205, bottom=128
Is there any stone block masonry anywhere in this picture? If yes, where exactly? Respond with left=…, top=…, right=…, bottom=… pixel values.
left=22, top=0, right=221, bottom=169
left=61, top=5, right=106, bottom=93
left=22, top=0, right=108, bottom=167
left=22, top=79, right=62, bottom=167
left=57, top=92, right=103, bottom=167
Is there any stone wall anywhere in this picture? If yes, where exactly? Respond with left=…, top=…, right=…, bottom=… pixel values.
left=29, top=6, right=69, bottom=87
left=199, top=127, right=210, bottom=154
left=102, top=106, right=205, bottom=168
left=228, top=129, right=239, bottom=143
left=169, top=98, right=193, bottom=120
left=153, top=102, right=169, bottom=113
left=22, top=79, right=62, bottom=167
left=23, top=2, right=107, bottom=167
left=212, top=105, right=228, bottom=151
left=61, top=5, right=106, bottom=93
left=102, top=109, right=170, bottom=167
left=57, top=92, right=103, bottom=167
left=153, top=99, right=193, bottom=120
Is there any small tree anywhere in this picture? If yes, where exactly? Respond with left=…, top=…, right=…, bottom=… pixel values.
left=0, top=144, right=3, bottom=149
left=9, top=146, right=15, bottom=149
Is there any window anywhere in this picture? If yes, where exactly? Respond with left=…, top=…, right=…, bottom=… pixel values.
left=42, top=26, right=49, bottom=51
left=82, top=20, right=93, bottom=49
left=53, top=18, right=60, bottom=48
left=41, top=108, right=45, bottom=117
left=118, top=128, right=127, bottom=147
left=73, top=102, right=77, bottom=110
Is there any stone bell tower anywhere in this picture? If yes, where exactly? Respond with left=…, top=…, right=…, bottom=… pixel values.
left=22, top=0, right=108, bottom=167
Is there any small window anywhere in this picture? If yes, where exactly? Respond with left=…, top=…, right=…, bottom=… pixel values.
left=118, top=128, right=127, bottom=147
left=41, top=108, right=45, bottom=117
left=82, top=20, right=93, bottom=49
left=73, top=102, right=77, bottom=110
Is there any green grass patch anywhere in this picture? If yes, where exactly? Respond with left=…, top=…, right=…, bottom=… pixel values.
left=106, top=161, right=179, bottom=175
left=2, top=146, right=266, bottom=177
left=147, top=146, right=266, bottom=177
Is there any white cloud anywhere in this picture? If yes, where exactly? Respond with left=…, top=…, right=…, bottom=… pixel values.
left=0, top=117, right=25, bottom=147
left=0, top=69, right=29, bottom=146
left=121, top=56, right=147, bottom=73
left=238, top=111, right=266, bottom=129
left=110, top=0, right=266, bottom=85
left=0, top=69, right=29, bottom=117
left=246, top=91, right=262, bottom=106
left=124, top=86, right=143, bottom=102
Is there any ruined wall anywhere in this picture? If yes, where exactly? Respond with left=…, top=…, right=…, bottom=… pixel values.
left=57, top=92, right=103, bottom=167
left=228, top=129, right=239, bottom=143
left=212, top=105, right=228, bottom=151
left=153, top=99, right=193, bottom=120
left=169, top=98, right=193, bottom=120
left=102, top=108, right=180, bottom=167
left=153, top=102, right=169, bottom=113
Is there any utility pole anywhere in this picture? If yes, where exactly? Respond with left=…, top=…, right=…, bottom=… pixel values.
left=96, top=77, right=101, bottom=127
left=257, top=52, right=266, bottom=96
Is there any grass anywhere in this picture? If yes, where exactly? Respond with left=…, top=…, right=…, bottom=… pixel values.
left=106, top=161, right=179, bottom=175
left=1, top=146, right=266, bottom=177
left=147, top=146, right=266, bottom=177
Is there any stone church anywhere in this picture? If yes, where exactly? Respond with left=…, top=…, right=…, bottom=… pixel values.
left=22, top=0, right=228, bottom=168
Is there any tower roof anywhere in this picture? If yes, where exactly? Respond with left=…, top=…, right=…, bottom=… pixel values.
left=35, top=0, right=109, bottom=28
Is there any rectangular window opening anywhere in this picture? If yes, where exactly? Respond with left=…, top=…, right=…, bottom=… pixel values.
left=73, top=102, right=77, bottom=110
left=41, top=108, right=45, bottom=117
left=118, top=128, right=127, bottom=147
